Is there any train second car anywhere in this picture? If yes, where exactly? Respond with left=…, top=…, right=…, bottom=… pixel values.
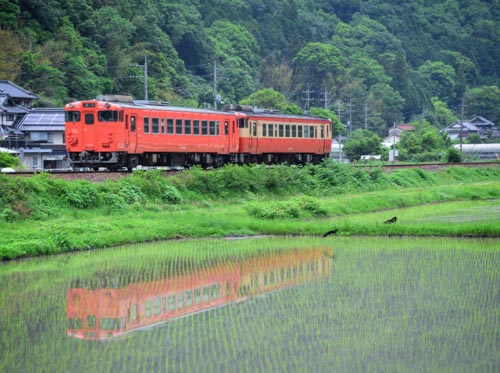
left=65, top=96, right=332, bottom=170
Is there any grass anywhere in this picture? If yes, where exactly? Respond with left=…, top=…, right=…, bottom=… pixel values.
left=1, top=181, right=499, bottom=259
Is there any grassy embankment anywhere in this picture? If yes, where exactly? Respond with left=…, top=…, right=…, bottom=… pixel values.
left=1, top=161, right=499, bottom=259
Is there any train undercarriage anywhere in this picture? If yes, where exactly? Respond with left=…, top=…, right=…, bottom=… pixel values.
left=69, top=151, right=328, bottom=170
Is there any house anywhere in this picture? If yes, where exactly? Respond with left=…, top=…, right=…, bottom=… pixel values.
left=382, top=124, right=415, bottom=148
left=0, top=81, right=69, bottom=170
left=16, top=108, right=69, bottom=169
left=441, top=116, right=497, bottom=141
left=0, top=80, right=38, bottom=130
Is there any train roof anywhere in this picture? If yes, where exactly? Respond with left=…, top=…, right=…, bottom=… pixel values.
left=66, top=95, right=331, bottom=121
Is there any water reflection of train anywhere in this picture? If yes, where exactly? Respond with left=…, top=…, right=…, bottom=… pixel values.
left=67, top=248, right=333, bottom=341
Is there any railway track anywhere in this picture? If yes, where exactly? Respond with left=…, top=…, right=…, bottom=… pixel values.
left=2, top=161, right=498, bottom=181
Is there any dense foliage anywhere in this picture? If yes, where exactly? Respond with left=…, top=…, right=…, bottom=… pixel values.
left=1, top=0, right=498, bottom=132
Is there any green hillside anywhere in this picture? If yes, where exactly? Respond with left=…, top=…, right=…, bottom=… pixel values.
left=1, top=0, right=499, bottom=133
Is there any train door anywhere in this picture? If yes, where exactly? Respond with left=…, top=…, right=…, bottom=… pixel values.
left=126, top=113, right=138, bottom=153
left=80, top=107, right=96, bottom=148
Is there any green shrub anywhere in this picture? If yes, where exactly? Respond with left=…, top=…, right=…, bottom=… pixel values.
left=162, top=185, right=183, bottom=204
left=442, top=147, right=463, bottom=163
left=63, top=180, right=98, bottom=208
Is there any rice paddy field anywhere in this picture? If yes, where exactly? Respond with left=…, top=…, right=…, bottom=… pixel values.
left=1, top=236, right=499, bottom=372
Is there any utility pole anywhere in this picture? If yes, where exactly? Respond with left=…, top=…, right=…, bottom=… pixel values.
left=364, top=103, right=369, bottom=130
left=459, top=96, right=465, bottom=152
left=348, top=98, right=354, bottom=132
left=144, top=55, right=148, bottom=101
left=302, top=83, right=314, bottom=113
left=321, top=87, right=331, bottom=109
left=213, top=60, right=218, bottom=110
left=128, top=55, right=148, bottom=100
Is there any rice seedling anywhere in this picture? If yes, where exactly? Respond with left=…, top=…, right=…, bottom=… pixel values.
left=1, top=236, right=498, bottom=372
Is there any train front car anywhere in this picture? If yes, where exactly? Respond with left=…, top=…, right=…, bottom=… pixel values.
left=236, top=106, right=332, bottom=164
left=65, top=96, right=131, bottom=171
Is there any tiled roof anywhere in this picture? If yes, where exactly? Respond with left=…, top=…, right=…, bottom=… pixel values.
left=0, top=80, right=39, bottom=100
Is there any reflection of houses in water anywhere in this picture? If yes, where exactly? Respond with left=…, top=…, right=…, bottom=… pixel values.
left=67, top=248, right=333, bottom=341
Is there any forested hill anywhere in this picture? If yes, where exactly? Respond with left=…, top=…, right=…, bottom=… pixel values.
left=1, top=0, right=499, bottom=133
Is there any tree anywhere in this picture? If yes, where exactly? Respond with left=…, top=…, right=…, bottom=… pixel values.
left=240, top=88, right=288, bottom=110
left=310, top=107, right=344, bottom=138
left=397, top=119, right=448, bottom=162
left=465, top=86, right=500, bottom=125
left=343, top=129, right=383, bottom=161
left=293, top=42, right=345, bottom=95
left=0, top=30, right=22, bottom=81
left=428, top=97, right=457, bottom=128
left=418, top=60, right=456, bottom=104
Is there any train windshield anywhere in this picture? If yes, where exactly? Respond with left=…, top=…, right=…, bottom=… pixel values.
left=98, top=110, right=121, bottom=122
left=65, top=111, right=81, bottom=122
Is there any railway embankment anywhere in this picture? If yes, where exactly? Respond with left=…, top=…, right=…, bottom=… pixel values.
left=1, top=161, right=499, bottom=260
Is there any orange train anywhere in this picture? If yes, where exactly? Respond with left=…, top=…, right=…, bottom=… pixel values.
left=65, top=95, right=332, bottom=170
left=66, top=248, right=333, bottom=340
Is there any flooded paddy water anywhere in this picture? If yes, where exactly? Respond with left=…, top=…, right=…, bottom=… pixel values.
left=1, top=236, right=499, bottom=372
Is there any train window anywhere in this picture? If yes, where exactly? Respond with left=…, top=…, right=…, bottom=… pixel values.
left=144, top=117, right=150, bottom=134
left=285, top=125, right=290, bottom=137
left=193, top=120, right=200, bottom=135
left=168, top=295, right=175, bottom=312
left=154, top=297, right=161, bottom=315
left=130, top=116, right=136, bottom=132
left=186, top=290, right=193, bottom=307
left=252, top=122, right=257, bottom=136
left=65, top=111, right=80, bottom=122
left=202, top=286, right=210, bottom=302
left=176, top=119, right=183, bottom=134
left=85, top=113, right=94, bottom=125
left=262, top=124, right=267, bottom=137
left=167, top=119, right=174, bottom=134
left=145, top=300, right=151, bottom=318
left=298, top=125, right=303, bottom=138
left=131, top=304, right=138, bottom=321
left=177, top=292, right=184, bottom=308
left=310, top=126, right=316, bottom=138
left=209, top=121, right=216, bottom=135
left=161, top=118, right=165, bottom=134
left=152, top=118, right=159, bottom=134
left=238, top=118, right=245, bottom=128
left=162, top=296, right=167, bottom=313
left=98, top=110, right=119, bottom=122
left=304, top=125, right=309, bottom=138
left=211, top=284, right=219, bottom=300
left=216, top=121, right=220, bottom=135
left=224, top=121, right=229, bottom=135
left=278, top=124, right=284, bottom=137
left=320, top=126, right=324, bottom=138
left=100, top=318, right=120, bottom=331
left=86, top=315, right=96, bottom=327
left=268, top=124, right=273, bottom=137
left=68, top=318, right=82, bottom=329
left=195, top=288, right=201, bottom=304
left=202, top=120, right=208, bottom=135
left=291, top=125, right=297, bottom=137
left=185, top=119, right=192, bottom=135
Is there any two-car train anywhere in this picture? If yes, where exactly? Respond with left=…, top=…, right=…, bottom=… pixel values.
left=66, top=247, right=333, bottom=340
left=64, top=95, right=332, bottom=170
